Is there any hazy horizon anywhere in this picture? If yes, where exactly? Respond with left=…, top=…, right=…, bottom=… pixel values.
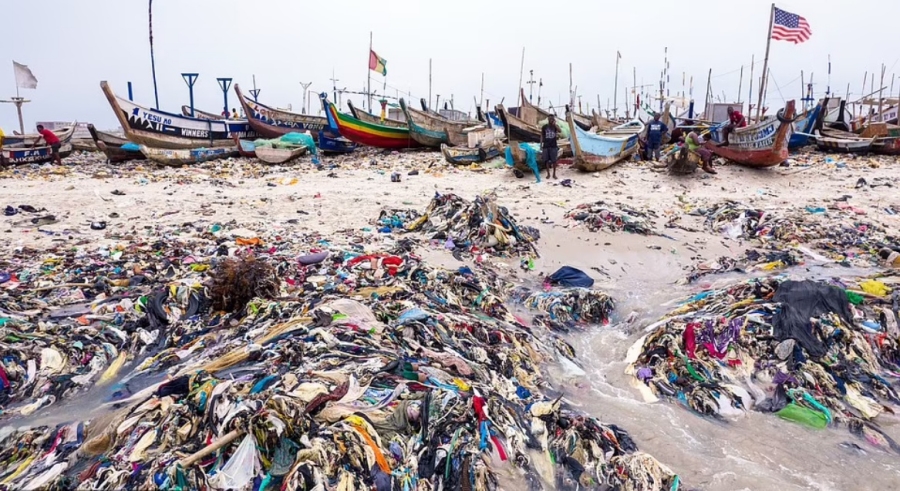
left=1, top=0, right=898, bottom=131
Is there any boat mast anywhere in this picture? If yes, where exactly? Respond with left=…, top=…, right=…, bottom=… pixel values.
left=613, top=51, right=620, bottom=119
left=527, top=70, right=536, bottom=103
left=703, top=68, right=711, bottom=119
left=517, top=47, right=525, bottom=108
left=879, top=63, right=886, bottom=122
left=755, top=3, right=775, bottom=122
left=479, top=73, right=484, bottom=110
left=826, top=55, right=831, bottom=97
left=632, top=67, right=637, bottom=117
left=367, top=32, right=373, bottom=112
left=748, top=55, right=755, bottom=114
left=428, top=59, right=432, bottom=110
left=149, top=0, right=159, bottom=110
left=737, top=65, right=743, bottom=104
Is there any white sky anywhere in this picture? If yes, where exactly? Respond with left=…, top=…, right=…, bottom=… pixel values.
left=1, top=0, right=898, bottom=130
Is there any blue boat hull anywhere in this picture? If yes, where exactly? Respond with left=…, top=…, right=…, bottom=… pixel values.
left=789, top=105, right=821, bottom=149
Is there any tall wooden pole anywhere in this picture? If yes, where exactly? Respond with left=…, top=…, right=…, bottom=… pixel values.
left=878, top=63, right=886, bottom=122
left=755, top=3, right=775, bottom=122
left=479, top=72, right=484, bottom=109
left=748, top=55, right=755, bottom=113
left=737, top=65, right=744, bottom=104
left=613, top=52, right=619, bottom=118
left=428, top=58, right=432, bottom=110
left=149, top=0, right=159, bottom=110
left=517, top=47, right=525, bottom=107
left=632, top=67, right=637, bottom=116
left=367, top=32, right=373, bottom=111
left=703, top=68, right=712, bottom=119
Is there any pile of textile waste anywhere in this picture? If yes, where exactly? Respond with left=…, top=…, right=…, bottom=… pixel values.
left=0, top=228, right=678, bottom=490
left=566, top=201, right=659, bottom=236
left=377, top=192, right=541, bottom=261
left=626, top=275, right=900, bottom=452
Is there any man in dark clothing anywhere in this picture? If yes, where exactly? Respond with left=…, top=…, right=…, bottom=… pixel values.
left=722, top=106, right=747, bottom=146
left=645, top=113, right=668, bottom=161
left=33, top=125, right=63, bottom=165
left=540, top=114, right=561, bottom=179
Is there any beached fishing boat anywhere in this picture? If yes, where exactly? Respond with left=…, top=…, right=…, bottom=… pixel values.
left=1, top=123, right=77, bottom=146
left=815, top=128, right=875, bottom=153
left=440, top=143, right=501, bottom=165
left=566, top=111, right=643, bottom=172
left=859, top=122, right=900, bottom=155
left=318, top=131, right=357, bottom=154
left=100, top=81, right=255, bottom=149
left=399, top=98, right=480, bottom=147
left=706, top=100, right=796, bottom=168
left=140, top=145, right=238, bottom=167
left=347, top=100, right=407, bottom=128
left=572, top=112, right=594, bottom=131
left=232, top=135, right=256, bottom=158
left=255, top=145, right=308, bottom=164
left=324, top=95, right=418, bottom=149
left=182, top=106, right=226, bottom=120
left=1, top=141, right=74, bottom=165
left=234, top=84, right=327, bottom=139
left=789, top=103, right=822, bottom=149
left=88, top=124, right=145, bottom=162
left=495, top=103, right=541, bottom=142
left=591, top=110, right=617, bottom=132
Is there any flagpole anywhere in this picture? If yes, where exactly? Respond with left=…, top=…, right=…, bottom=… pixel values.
left=756, top=3, right=775, bottom=122
left=367, top=32, right=373, bottom=112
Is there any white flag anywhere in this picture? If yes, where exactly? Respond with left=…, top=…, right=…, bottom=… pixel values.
left=13, top=61, right=38, bottom=89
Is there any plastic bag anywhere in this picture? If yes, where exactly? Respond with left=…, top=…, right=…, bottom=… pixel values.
left=208, top=434, right=261, bottom=489
left=776, top=402, right=828, bottom=429
left=859, top=279, right=890, bottom=297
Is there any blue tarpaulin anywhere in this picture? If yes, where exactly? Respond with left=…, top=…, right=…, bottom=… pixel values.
left=548, top=266, right=594, bottom=288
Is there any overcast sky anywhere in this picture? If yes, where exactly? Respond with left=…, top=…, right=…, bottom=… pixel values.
left=1, top=0, right=898, bottom=131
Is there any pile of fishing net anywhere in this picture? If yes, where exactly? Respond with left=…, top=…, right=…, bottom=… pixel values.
left=566, top=201, right=659, bottom=235
left=513, top=287, right=616, bottom=332
left=254, top=132, right=317, bottom=154
left=376, top=192, right=540, bottom=260
left=0, top=227, right=678, bottom=490
left=627, top=275, right=900, bottom=451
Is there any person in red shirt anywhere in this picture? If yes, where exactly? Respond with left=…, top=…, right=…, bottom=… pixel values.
left=33, top=125, right=63, bottom=165
left=722, top=106, right=747, bottom=146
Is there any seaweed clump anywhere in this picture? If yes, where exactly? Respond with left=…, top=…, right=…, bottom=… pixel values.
left=208, top=256, right=281, bottom=313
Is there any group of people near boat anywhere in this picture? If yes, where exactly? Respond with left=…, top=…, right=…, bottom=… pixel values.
left=641, top=106, right=749, bottom=175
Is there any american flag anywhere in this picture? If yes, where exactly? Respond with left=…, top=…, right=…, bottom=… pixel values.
left=771, top=7, right=811, bottom=44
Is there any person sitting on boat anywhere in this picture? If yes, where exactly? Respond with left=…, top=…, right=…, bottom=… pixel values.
left=721, top=106, right=747, bottom=146
left=32, top=125, right=62, bottom=165
left=540, top=114, right=562, bottom=179
left=231, top=108, right=240, bottom=119
left=0, top=126, right=4, bottom=147
left=221, top=109, right=228, bottom=118
left=669, top=119, right=691, bottom=144
left=686, top=129, right=716, bottom=174
left=645, top=113, right=669, bottom=161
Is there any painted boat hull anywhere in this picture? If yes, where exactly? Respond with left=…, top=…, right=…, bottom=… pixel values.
left=440, top=144, right=501, bottom=165
left=318, top=131, right=357, bottom=154
left=182, top=106, right=226, bottom=120
left=815, top=129, right=874, bottom=153
left=100, top=81, right=256, bottom=149
left=1, top=125, right=76, bottom=146
left=789, top=104, right=821, bottom=149
left=567, top=112, right=642, bottom=172
left=255, top=145, right=308, bottom=164
left=496, top=104, right=541, bottom=142
left=89, top=124, right=145, bottom=162
left=139, top=145, right=238, bottom=166
left=325, top=96, right=419, bottom=149
left=235, top=84, right=327, bottom=140
left=400, top=98, right=481, bottom=148
left=859, top=123, right=900, bottom=155
left=707, top=100, right=796, bottom=168
left=346, top=100, right=408, bottom=129
left=1, top=143, right=74, bottom=165
left=233, top=135, right=256, bottom=158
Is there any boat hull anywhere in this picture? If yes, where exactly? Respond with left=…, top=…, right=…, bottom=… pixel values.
left=1, top=143, right=74, bottom=165
left=100, top=81, right=255, bottom=149
left=496, top=104, right=541, bottom=143
left=235, top=84, right=327, bottom=139
left=707, top=100, right=796, bottom=168
left=567, top=112, right=642, bottom=172
left=318, top=131, right=358, bottom=154
left=325, top=97, right=419, bottom=149
left=859, top=123, right=900, bottom=155
left=440, top=144, right=501, bottom=165
left=89, top=124, right=145, bottom=163
left=789, top=104, right=821, bottom=149
left=140, top=145, right=238, bottom=166
left=255, top=145, right=308, bottom=164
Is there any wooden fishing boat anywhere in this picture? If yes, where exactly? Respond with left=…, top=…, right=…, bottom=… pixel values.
left=100, top=81, right=256, bottom=149
left=571, top=112, right=594, bottom=131
left=815, top=128, right=875, bottom=153
left=234, top=84, right=327, bottom=139
left=789, top=103, right=822, bottom=149
left=507, top=140, right=548, bottom=174
left=566, top=111, right=642, bottom=172
left=495, top=103, right=540, bottom=142
left=255, top=145, right=308, bottom=164
left=859, top=122, right=900, bottom=155
left=1, top=123, right=77, bottom=146
left=182, top=106, right=226, bottom=120
left=324, top=95, right=418, bottom=149
left=139, top=145, right=238, bottom=167
left=399, top=98, right=480, bottom=147
left=706, top=100, right=796, bottom=168
left=1, top=141, right=74, bottom=165
left=232, top=135, right=256, bottom=158
left=440, top=143, right=502, bottom=165
left=89, top=124, right=145, bottom=162
left=347, top=100, right=407, bottom=128
left=591, top=110, right=617, bottom=131
left=317, top=131, right=357, bottom=154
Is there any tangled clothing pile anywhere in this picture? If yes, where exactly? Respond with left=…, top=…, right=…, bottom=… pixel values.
left=626, top=276, right=900, bottom=450
left=684, top=249, right=803, bottom=284
left=702, top=200, right=896, bottom=267
left=513, top=288, right=615, bottom=332
left=379, top=192, right=541, bottom=261
left=0, top=229, right=678, bottom=490
left=566, top=201, right=659, bottom=236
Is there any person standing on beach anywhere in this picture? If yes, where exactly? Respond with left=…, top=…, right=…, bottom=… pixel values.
left=32, top=125, right=62, bottom=165
left=722, top=106, right=747, bottom=146
left=645, top=113, right=668, bottom=161
left=540, top=114, right=561, bottom=179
